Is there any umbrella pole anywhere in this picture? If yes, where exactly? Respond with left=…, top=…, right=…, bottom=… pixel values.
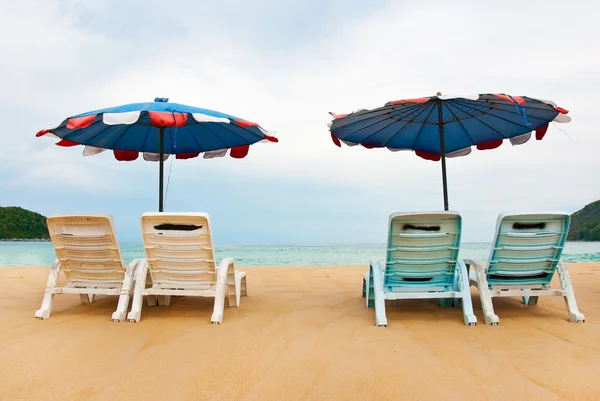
left=437, top=100, right=449, bottom=211
left=159, top=127, right=164, bottom=212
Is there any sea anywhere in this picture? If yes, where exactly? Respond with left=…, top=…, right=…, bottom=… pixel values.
left=1, top=241, right=599, bottom=266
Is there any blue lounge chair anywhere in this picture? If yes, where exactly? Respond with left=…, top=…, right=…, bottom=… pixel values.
left=362, top=212, right=476, bottom=326
left=466, top=212, right=585, bottom=325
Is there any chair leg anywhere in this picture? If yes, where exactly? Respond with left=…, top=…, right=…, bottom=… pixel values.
left=439, top=299, right=453, bottom=308
left=112, top=290, right=132, bottom=322
left=127, top=260, right=149, bottom=323
left=367, top=272, right=375, bottom=309
left=373, top=289, right=387, bottom=327
left=557, top=262, right=585, bottom=323
left=240, top=275, right=248, bottom=297
left=157, top=295, right=171, bottom=306
left=370, top=261, right=387, bottom=326
left=212, top=259, right=236, bottom=324
left=234, top=273, right=247, bottom=307
left=473, top=267, right=499, bottom=325
left=456, top=261, right=477, bottom=326
left=112, top=260, right=139, bottom=322
left=523, top=296, right=539, bottom=306
left=35, top=260, right=61, bottom=319
left=79, top=294, right=95, bottom=304
left=226, top=266, right=236, bottom=308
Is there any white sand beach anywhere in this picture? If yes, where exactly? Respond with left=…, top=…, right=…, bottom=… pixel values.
left=0, top=263, right=599, bottom=400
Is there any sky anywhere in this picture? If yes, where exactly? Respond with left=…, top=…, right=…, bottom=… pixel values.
left=0, top=0, right=599, bottom=244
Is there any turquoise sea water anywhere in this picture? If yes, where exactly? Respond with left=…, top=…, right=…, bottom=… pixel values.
left=1, top=241, right=599, bottom=266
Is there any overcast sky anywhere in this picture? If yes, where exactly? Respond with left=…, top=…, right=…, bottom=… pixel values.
left=1, top=0, right=598, bottom=243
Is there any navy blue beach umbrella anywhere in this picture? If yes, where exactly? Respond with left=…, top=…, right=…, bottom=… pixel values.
left=328, top=93, right=571, bottom=210
left=37, top=97, right=278, bottom=211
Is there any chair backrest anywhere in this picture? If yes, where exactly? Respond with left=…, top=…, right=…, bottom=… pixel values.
left=140, top=212, right=217, bottom=289
left=384, top=212, right=461, bottom=291
left=47, top=215, right=125, bottom=284
left=485, top=212, right=570, bottom=286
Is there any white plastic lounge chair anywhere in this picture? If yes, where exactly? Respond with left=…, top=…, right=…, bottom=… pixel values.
left=362, top=212, right=476, bottom=326
left=35, top=215, right=141, bottom=322
left=127, top=212, right=247, bottom=324
left=466, top=212, right=585, bottom=325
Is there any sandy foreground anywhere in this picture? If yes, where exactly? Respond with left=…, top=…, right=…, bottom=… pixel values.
left=0, top=264, right=599, bottom=401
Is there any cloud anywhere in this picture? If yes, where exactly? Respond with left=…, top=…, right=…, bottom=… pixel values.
left=0, top=0, right=598, bottom=243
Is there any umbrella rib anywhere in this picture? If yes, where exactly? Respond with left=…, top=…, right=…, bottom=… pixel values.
left=446, top=102, right=513, bottom=139
left=363, top=103, right=433, bottom=144
left=336, top=102, right=432, bottom=143
left=215, top=120, right=266, bottom=147
left=409, top=103, right=437, bottom=149
left=379, top=101, right=434, bottom=123
left=195, top=121, right=236, bottom=149
left=444, top=103, right=481, bottom=145
left=349, top=110, right=419, bottom=143
left=468, top=98, right=556, bottom=117
left=65, top=120, right=121, bottom=148
left=106, top=123, right=138, bottom=150
left=181, top=123, right=205, bottom=153
left=188, top=118, right=264, bottom=150
left=488, top=97, right=560, bottom=113
left=451, top=99, right=534, bottom=130
left=139, top=124, right=154, bottom=152
left=486, top=102, right=560, bottom=122
left=335, top=101, right=431, bottom=131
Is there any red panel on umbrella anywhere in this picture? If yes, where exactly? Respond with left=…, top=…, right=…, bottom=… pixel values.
left=494, top=94, right=525, bottom=105
left=476, top=140, right=503, bottom=150
left=390, top=97, right=430, bottom=105
left=415, top=151, right=441, bottom=161
left=234, top=120, right=259, bottom=128
left=329, top=112, right=349, bottom=119
left=148, top=112, right=188, bottom=127
left=176, top=153, right=200, bottom=160
left=56, top=139, right=79, bottom=147
left=535, top=125, right=549, bottom=140
left=265, top=135, right=279, bottom=142
left=554, top=107, right=569, bottom=114
left=331, top=133, right=341, bottom=147
left=67, top=115, right=96, bottom=129
left=230, top=145, right=250, bottom=158
left=113, top=150, right=139, bottom=161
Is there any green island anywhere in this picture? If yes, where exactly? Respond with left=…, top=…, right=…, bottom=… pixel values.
left=567, top=200, right=600, bottom=241
left=0, top=206, right=50, bottom=241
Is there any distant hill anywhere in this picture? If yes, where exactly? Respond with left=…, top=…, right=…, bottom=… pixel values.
left=568, top=200, right=600, bottom=241
left=0, top=206, right=49, bottom=240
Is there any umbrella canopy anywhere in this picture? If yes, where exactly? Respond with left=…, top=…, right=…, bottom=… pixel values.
left=37, top=98, right=278, bottom=211
left=328, top=93, right=571, bottom=210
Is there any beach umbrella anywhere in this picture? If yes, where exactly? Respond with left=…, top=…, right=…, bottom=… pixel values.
left=328, top=93, right=571, bottom=210
left=36, top=97, right=278, bottom=211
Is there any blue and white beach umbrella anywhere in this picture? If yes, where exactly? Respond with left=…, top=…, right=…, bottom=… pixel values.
left=328, top=93, right=571, bottom=210
left=37, top=98, right=278, bottom=211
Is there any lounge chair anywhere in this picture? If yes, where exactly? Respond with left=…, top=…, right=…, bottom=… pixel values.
left=362, top=211, right=476, bottom=326
left=127, top=212, right=247, bottom=324
left=466, top=212, right=585, bottom=325
left=35, top=215, right=141, bottom=321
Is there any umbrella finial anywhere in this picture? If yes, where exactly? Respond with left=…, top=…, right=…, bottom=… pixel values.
left=437, top=92, right=442, bottom=96
left=154, top=97, right=169, bottom=103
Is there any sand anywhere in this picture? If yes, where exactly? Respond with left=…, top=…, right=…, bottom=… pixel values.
left=0, top=263, right=599, bottom=401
